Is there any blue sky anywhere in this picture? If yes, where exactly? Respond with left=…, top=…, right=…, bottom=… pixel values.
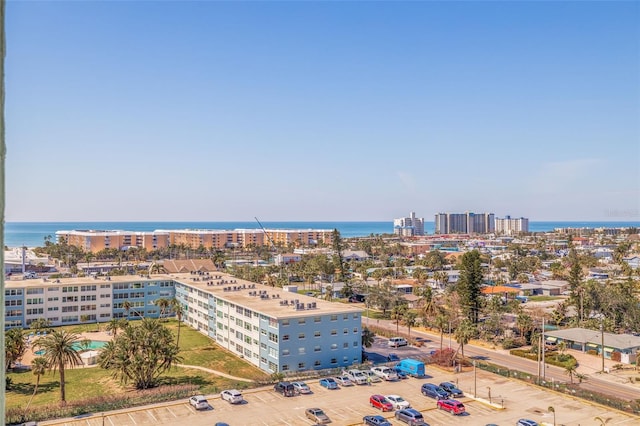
left=6, top=1, right=639, bottom=222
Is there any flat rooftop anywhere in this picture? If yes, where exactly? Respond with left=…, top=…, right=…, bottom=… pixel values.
left=6, top=272, right=363, bottom=318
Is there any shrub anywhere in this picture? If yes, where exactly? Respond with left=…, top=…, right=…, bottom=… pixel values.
left=587, top=349, right=598, bottom=356
left=430, top=348, right=456, bottom=367
left=502, top=337, right=525, bottom=350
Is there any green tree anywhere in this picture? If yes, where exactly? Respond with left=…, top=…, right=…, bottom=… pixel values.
left=99, top=318, right=182, bottom=389
left=567, top=248, right=585, bottom=321
left=154, top=297, right=171, bottom=320
left=171, top=298, right=185, bottom=347
left=26, top=356, right=49, bottom=409
left=331, top=229, right=347, bottom=282
left=564, top=363, right=577, bottom=384
left=456, top=250, right=483, bottom=323
left=516, top=312, right=534, bottom=344
left=434, top=313, right=449, bottom=351
left=361, top=327, right=376, bottom=348
left=454, top=319, right=476, bottom=358
left=403, top=311, right=418, bottom=338
left=391, top=303, right=408, bottom=334
left=35, top=330, right=82, bottom=402
left=5, top=328, right=27, bottom=371
left=106, top=318, right=123, bottom=338
left=29, top=318, right=52, bottom=335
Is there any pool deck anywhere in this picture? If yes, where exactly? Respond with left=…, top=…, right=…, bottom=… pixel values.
left=21, top=330, right=113, bottom=368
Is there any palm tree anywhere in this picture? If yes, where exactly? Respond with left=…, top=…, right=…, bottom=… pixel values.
left=171, top=298, right=185, bottom=347
left=564, top=363, right=577, bottom=384
left=435, top=313, right=449, bottom=351
left=154, top=298, right=171, bottom=320
left=5, top=327, right=27, bottom=371
left=403, top=311, right=418, bottom=338
left=105, top=318, right=122, bottom=338
left=35, top=330, right=82, bottom=403
left=25, top=356, right=48, bottom=409
left=361, top=327, right=376, bottom=348
left=454, top=319, right=476, bottom=359
left=391, top=303, right=407, bottom=334
left=122, top=300, right=133, bottom=319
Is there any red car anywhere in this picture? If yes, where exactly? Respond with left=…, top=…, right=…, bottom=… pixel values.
left=437, top=399, right=465, bottom=415
left=370, top=394, right=393, bottom=412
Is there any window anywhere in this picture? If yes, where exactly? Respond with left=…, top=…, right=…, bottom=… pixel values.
left=353, top=341, right=359, bottom=347
left=343, top=342, right=349, bottom=348
left=343, top=328, right=349, bottom=334
left=282, top=334, right=290, bottom=341
left=282, top=364, right=290, bottom=371
left=314, top=316, right=321, bottom=323
left=331, top=329, right=337, bottom=336
left=331, top=343, right=338, bottom=350
left=282, top=349, right=290, bottom=356
left=314, top=331, right=321, bottom=338
left=330, top=315, right=337, bottom=321
left=343, top=314, right=348, bottom=319
left=354, top=328, right=359, bottom=333
left=298, top=318, right=306, bottom=325
left=298, top=347, right=306, bottom=354
left=330, top=358, right=337, bottom=364
left=314, top=345, right=321, bottom=352
left=268, top=332, right=278, bottom=343
left=298, top=362, right=305, bottom=369
left=353, top=313, right=359, bottom=319
left=298, top=333, right=305, bottom=339
left=314, top=360, right=321, bottom=367
left=268, top=347, right=278, bottom=358
left=282, top=319, right=290, bottom=326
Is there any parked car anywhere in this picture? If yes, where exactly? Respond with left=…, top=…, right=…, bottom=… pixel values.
left=439, top=382, right=464, bottom=398
left=291, top=381, right=312, bottom=394
left=363, top=415, right=393, bottom=426
left=335, top=376, right=354, bottom=386
left=369, top=394, right=393, bottom=412
left=516, top=420, right=539, bottom=426
left=371, top=366, right=398, bottom=381
left=319, top=377, right=339, bottom=389
left=387, top=353, right=400, bottom=362
left=305, top=407, right=331, bottom=424
left=220, top=389, right=243, bottom=404
left=394, top=408, right=429, bottom=425
left=393, top=366, right=409, bottom=379
left=364, top=370, right=382, bottom=383
left=274, top=381, right=295, bottom=396
left=421, top=383, right=449, bottom=400
left=346, top=369, right=368, bottom=385
left=437, top=399, right=466, bottom=415
left=385, top=394, right=410, bottom=410
left=188, top=395, right=209, bottom=410
left=388, top=337, right=408, bottom=348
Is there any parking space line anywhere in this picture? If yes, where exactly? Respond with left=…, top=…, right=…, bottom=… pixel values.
left=146, top=410, right=158, bottom=423
left=165, top=406, right=178, bottom=418
left=127, top=412, right=137, bottom=425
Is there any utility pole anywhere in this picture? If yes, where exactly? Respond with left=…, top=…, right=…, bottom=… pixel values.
left=542, top=317, right=546, bottom=380
left=601, top=319, right=605, bottom=373
left=473, top=360, right=477, bottom=398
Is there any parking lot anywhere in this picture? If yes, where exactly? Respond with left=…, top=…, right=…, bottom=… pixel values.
left=42, top=362, right=638, bottom=426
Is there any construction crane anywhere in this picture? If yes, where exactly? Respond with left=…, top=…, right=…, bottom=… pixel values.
left=254, top=217, right=277, bottom=252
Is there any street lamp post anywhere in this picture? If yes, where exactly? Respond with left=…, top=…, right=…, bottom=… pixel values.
left=487, top=386, right=492, bottom=404
left=473, top=360, right=477, bottom=398
left=448, top=321, right=452, bottom=349
left=548, top=406, right=556, bottom=426
left=600, top=320, right=605, bottom=373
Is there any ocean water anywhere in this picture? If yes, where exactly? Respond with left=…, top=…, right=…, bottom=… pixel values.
left=3, top=221, right=639, bottom=248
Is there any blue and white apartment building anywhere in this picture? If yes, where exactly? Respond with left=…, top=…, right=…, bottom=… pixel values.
left=5, top=272, right=363, bottom=374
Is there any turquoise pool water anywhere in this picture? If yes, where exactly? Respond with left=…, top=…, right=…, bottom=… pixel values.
left=34, top=340, right=107, bottom=356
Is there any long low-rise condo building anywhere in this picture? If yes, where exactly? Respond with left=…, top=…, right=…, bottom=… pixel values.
left=56, top=228, right=334, bottom=253
left=4, top=271, right=363, bottom=374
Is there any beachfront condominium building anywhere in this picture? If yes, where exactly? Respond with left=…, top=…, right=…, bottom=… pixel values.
left=495, top=216, right=529, bottom=235
left=393, top=212, right=425, bottom=236
left=434, top=212, right=495, bottom=234
left=56, top=230, right=171, bottom=253
left=57, top=229, right=334, bottom=253
left=5, top=271, right=363, bottom=374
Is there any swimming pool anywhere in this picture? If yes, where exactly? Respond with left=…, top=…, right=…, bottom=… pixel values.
left=34, top=340, right=107, bottom=356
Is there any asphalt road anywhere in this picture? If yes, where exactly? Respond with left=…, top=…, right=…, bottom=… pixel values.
left=365, top=318, right=640, bottom=402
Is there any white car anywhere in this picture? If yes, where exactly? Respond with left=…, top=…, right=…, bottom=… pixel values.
left=386, top=394, right=411, bottom=410
left=346, top=369, right=368, bottom=385
left=335, top=376, right=354, bottom=386
left=189, top=395, right=209, bottom=410
left=292, top=381, right=312, bottom=394
left=388, top=337, right=408, bottom=348
left=371, top=366, right=399, bottom=381
left=221, top=389, right=243, bottom=404
left=363, top=370, right=382, bottom=383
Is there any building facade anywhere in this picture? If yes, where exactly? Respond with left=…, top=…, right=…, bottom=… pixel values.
left=393, top=212, right=425, bottom=236
left=5, top=272, right=363, bottom=375
left=57, top=228, right=334, bottom=253
left=434, top=212, right=495, bottom=234
left=495, top=216, right=529, bottom=235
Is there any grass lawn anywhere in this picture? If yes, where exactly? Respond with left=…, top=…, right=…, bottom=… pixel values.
left=6, top=319, right=269, bottom=412
left=528, top=295, right=563, bottom=302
